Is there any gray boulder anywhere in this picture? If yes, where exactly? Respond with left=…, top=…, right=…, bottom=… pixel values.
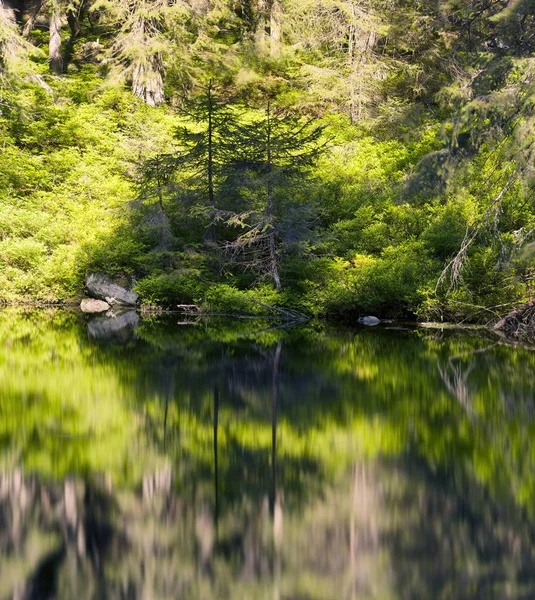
left=81, top=298, right=110, bottom=313
left=359, top=316, right=381, bottom=326
left=86, top=273, right=138, bottom=306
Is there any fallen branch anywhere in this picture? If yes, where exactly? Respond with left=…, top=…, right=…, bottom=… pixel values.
left=176, top=304, right=201, bottom=313
left=493, top=298, right=535, bottom=340
left=242, top=298, right=309, bottom=322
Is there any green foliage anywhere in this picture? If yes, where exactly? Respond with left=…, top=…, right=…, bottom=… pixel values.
left=203, top=283, right=282, bottom=315
left=299, top=241, right=438, bottom=319
left=135, top=270, right=207, bottom=307
left=1, top=0, right=535, bottom=321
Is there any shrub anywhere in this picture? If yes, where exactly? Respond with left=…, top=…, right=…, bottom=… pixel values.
left=135, top=271, right=207, bottom=307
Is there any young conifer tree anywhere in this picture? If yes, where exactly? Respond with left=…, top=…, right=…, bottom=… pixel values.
left=141, top=80, right=238, bottom=243
left=222, top=102, right=326, bottom=289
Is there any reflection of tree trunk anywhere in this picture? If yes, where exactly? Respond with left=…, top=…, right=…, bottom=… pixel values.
left=350, top=463, right=358, bottom=600
left=213, top=385, right=219, bottom=537
left=271, top=341, right=282, bottom=600
left=161, top=364, right=175, bottom=449
left=163, top=392, right=169, bottom=450
left=270, top=341, right=281, bottom=514
left=49, top=6, right=63, bottom=75
left=195, top=505, right=215, bottom=575
left=64, top=478, right=86, bottom=556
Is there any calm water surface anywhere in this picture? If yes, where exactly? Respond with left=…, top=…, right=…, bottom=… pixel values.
left=1, top=308, right=535, bottom=599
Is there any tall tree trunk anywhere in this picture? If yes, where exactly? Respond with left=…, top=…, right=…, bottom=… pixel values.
left=130, top=11, right=165, bottom=106
left=67, top=6, right=81, bottom=39
left=205, top=80, right=216, bottom=242
left=266, top=102, right=281, bottom=289
left=256, top=0, right=281, bottom=56
left=2, top=0, right=24, bottom=24
left=348, top=3, right=376, bottom=123
left=63, top=1, right=83, bottom=72
left=255, top=0, right=268, bottom=52
left=49, top=5, right=63, bottom=75
left=269, top=0, right=281, bottom=56
left=348, top=2, right=359, bottom=123
left=132, top=55, right=165, bottom=106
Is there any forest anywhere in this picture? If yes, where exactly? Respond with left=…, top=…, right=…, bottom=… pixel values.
left=1, top=0, right=535, bottom=323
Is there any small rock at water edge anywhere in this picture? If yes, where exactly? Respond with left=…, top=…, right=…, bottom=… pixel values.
left=81, top=298, right=110, bottom=313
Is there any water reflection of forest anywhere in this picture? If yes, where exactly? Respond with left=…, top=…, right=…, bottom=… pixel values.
left=2, top=458, right=535, bottom=599
left=1, top=309, right=535, bottom=598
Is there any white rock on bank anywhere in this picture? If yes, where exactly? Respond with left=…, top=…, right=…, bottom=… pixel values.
left=80, top=298, right=110, bottom=313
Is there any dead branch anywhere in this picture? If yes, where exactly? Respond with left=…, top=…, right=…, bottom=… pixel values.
left=493, top=298, right=535, bottom=340
left=435, top=170, right=519, bottom=294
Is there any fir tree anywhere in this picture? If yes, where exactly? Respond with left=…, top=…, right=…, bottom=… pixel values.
left=222, top=102, right=326, bottom=289
left=141, top=81, right=238, bottom=243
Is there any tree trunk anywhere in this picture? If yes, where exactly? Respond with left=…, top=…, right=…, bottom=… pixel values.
left=494, top=299, right=535, bottom=339
left=63, top=1, right=83, bottom=72
left=255, top=0, right=268, bottom=52
left=348, top=3, right=377, bottom=123
left=205, top=80, right=216, bottom=242
left=132, top=56, right=165, bottom=106
left=269, top=0, right=281, bottom=56
left=49, top=6, right=63, bottom=75
left=22, top=0, right=44, bottom=37
left=266, top=102, right=281, bottom=289
left=256, top=0, right=281, bottom=56
left=67, top=6, right=81, bottom=39
left=348, top=2, right=359, bottom=123
left=2, top=0, right=24, bottom=25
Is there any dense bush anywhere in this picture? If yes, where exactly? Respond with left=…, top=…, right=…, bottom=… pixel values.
left=2, top=0, right=535, bottom=324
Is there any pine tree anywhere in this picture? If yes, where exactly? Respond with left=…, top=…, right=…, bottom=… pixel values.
left=222, top=102, right=326, bottom=289
left=141, top=81, right=238, bottom=243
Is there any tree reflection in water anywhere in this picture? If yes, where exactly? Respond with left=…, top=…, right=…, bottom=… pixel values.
left=0, top=309, right=535, bottom=598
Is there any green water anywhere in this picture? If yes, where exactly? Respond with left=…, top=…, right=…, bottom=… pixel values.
left=1, top=308, right=535, bottom=599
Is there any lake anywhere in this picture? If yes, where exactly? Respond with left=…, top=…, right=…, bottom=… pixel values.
left=1, top=308, right=535, bottom=599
